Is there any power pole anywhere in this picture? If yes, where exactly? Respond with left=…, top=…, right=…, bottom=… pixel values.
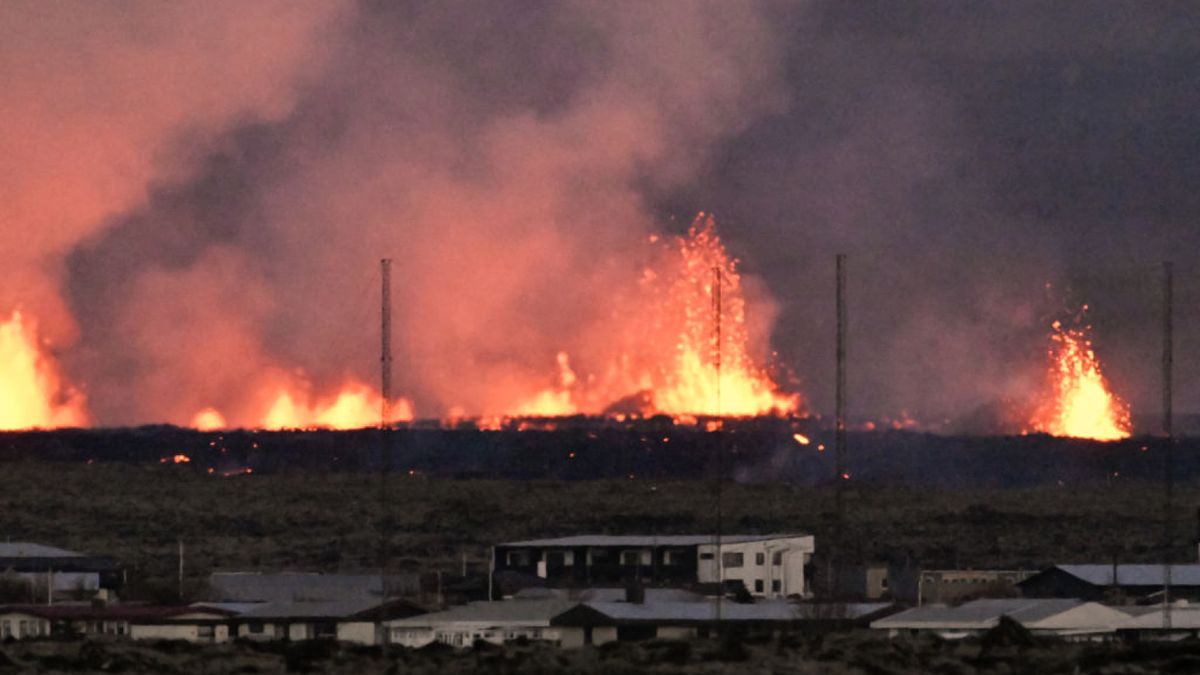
left=1162, top=260, right=1174, bottom=629
left=379, top=258, right=394, bottom=642
left=712, top=265, right=723, bottom=626
left=833, top=254, right=848, bottom=597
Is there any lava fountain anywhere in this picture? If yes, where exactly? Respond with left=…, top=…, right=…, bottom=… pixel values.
left=512, top=214, right=800, bottom=418
left=1028, top=309, right=1130, bottom=441
left=0, top=311, right=89, bottom=430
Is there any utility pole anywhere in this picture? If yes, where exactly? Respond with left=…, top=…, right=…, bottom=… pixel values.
left=178, top=538, right=185, bottom=601
left=832, top=254, right=848, bottom=598
left=1162, top=261, right=1174, bottom=629
left=379, top=258, right=394, bottom=646
left=712, top=265, right=723, bottom=627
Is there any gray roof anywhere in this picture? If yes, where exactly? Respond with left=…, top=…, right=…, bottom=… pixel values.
left=498, top=534, right=810, bottom=548
left=236, top=598, right=388, bottom=620
left=1047, top=565, right=1200, bottom=587
left=0, top=543, right=83, bottom=558
left=388, top=600, right=576, bottom=627
left=577, top=600, right=891, bottom=623
left=208, top=572, right=417, bottom=602
left=874, top=599, right=1085, bottom=629
left=512, top=587, right=704, bottom=603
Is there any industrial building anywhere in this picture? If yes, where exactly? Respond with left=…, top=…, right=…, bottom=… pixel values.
left=0, top=543, right=120, bottom=599
left=1017, top=565, right=1200, bottom=602
left=492, top=534, right=814, bottom=599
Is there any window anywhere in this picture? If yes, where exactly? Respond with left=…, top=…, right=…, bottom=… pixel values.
left=772, top=580, right=781, bottom=592
left=755, top=552, right=765, bottom=565
left=18, top=620, right=28, bottom=638
left=699, top=553, right=714, bottom=560
left=507, top=550, right=531, bottom=566
left=621, top=551, right=641, bottom=566
left=772, top=551, right=782, bottom=566
left=754, top=579, right=764, bottom=593
left=248, top=621, right=264, bottom=634
left=722, top=552, right=744, bottom=568
left=1, top=620, right=10, bottom=639
left=198, top=625, right=214, bottom=638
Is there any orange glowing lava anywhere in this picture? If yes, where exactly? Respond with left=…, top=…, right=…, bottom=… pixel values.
left=0, top=311, right=88, bottom=430
left=511, top=215, right=800, bottom=419
left=1028, top=314, right=1130, bottom=441
left=190, top=408, right=227, bottom=431
left=259, top=380, right=413, bottom=430
left=160, top=454, right=191, bottom=464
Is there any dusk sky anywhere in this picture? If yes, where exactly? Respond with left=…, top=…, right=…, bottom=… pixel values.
left=3, top=1, right=1197, bottom=428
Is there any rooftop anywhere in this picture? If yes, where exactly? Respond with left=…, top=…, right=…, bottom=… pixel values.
left=1037, top=565, right=1200, bottom=587
left=0, top=543, right=84, bottom=558
left=208, top=572, right=418, bottom=603
left=498, top=534, right=811, bottom=548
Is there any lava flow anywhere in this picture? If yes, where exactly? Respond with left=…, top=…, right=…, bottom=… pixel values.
left=0, top=311, right=88, bottom=430
left=1028, top=311, right=1130, bottom=441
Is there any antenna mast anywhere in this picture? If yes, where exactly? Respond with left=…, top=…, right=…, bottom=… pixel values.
left=712, top=265, right=723, bottom=625
left=1162, top=260, right=1174, bottom=629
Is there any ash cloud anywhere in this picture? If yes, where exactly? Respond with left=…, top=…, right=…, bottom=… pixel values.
left=14, top=1, right=1200, bottom=427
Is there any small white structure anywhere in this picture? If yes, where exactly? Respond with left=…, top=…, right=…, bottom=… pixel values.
left=872, top=598, right=1131, bottom=640
left=385, top=600, right=584, bottom=649
left=696, top=535, right=814, bottom=598
left=128, top=608, right=237, bottom=643
left=0, top=609, right=51, bottom=640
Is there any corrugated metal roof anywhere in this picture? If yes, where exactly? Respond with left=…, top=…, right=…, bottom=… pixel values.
left=512, top=588, right=704, bottom=603
left=208, top=572, right=417, bottom=602
left=1051, top=564, right=1200, bottom=586
left=498, top=534, right=810, bottom=547
left=579, top=600, right=889, bottom=623
left=872, top=599, right=1086, bottom=629
left=1118, top=606, right=1200, bottom=629
left=0, top=543, right=83, bottom=558
left=387, top=600, right=576, bottom=627
left=236, top=599, right=387, bottom=620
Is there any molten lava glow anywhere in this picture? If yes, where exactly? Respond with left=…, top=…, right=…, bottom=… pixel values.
left=259, top=381, right=413, bottom=430
left=0, top=311, right=88, bottom=430
left=512, top=215, right=800, bottom=419
left=1029, top=317, right=1131, bottom=441
left=793, top=433, right=810, bottom=445
left=160, top=454, right=191, bottom=464
left=190, top=408, right=227, bottom=431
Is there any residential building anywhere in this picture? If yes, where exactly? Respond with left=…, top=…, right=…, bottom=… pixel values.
left=228, top=598, right=424, bottom=644
left=1017, top=565, right=1200, bottom=602
left=386, top=600, right=582, bottom=649
left=871, top=598, right=1132, bottom=640
left=0, top=604, right=231, bottom=640
left=0, top=543, right=120, bottom=598
left=834, top=564, right=920, bottom=602
left=918, top=569, right=1034, bottom=605
left=554, top=600, right=896, bottom=642
left=492, top=534, right=814, bottom=599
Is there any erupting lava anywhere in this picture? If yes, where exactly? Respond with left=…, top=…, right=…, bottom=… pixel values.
left=1028, top=311, right=1130, bottom=441
left=513, top=215, right=800, bottom=419
left=0, top=311, right=88, bottom=430
left=259, top=381, right=413, bottom=430
left=190, top=381, right=413, bottom=431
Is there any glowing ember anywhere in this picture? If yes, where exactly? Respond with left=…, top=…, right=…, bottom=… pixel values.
left=190, top=408, right=227, bottom=431
left=259, top=381, right=413, bottom=430
left=793, top=433, right=810, bottom=445
left=1028, top=312, right=1131, bottom=441
left=0, top=311, right=88, bottom=430
left=160, top=454, right=191, bottom=464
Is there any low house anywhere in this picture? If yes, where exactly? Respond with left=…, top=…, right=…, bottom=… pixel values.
left=126, top=607, right=239, bottom=643
left=834, top=564, right=920, bottom=602
left=493, top=534, right=814, bottom=599
left=0, top=607, right=51, bottom=639
left=0, top=604, right=232, bottom=640
left=1018, top=565, right=1200, bottom=602
left=385, top=600, right=581, bottom=649
left=918, top=569, right=1034, bottom=605
left=871, top=598, right=1131, bottom=640
left=0, top=543, right=120, bottom=599
left=229, top=598, right=424, bottom=644
left=553, top=600, right=897, bottom=642
left=1115, top=604, right=1200, bottom=640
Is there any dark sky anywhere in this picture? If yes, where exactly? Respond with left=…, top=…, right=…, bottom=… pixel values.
left=35, top=0, right=1200, bottom=426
